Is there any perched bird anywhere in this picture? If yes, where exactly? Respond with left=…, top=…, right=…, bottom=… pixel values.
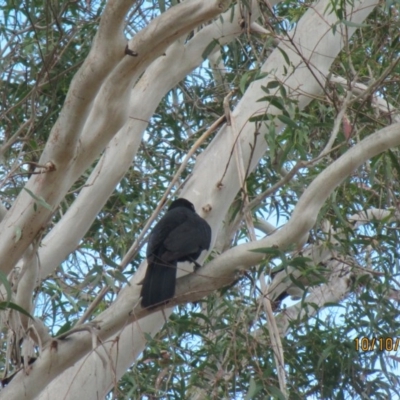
left=140, top=198, right=212, bottom=309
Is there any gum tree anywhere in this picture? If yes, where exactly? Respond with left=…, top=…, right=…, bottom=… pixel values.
left=0, top=0, right=399, bottom=398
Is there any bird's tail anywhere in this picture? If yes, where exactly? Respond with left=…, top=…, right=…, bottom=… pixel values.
left=140, top=257, right=177, bottom=308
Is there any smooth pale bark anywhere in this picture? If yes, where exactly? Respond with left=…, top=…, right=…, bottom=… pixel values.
left=31, top=120, right=400, bottom=400
left=0, top=0, right=230, bottom=277
left=38, top=2, right=254, bottom=280
left=19, top=1, right=383, bottom=399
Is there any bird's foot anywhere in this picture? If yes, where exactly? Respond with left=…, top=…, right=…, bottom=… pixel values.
left=192, top=259, right=202, bottom=271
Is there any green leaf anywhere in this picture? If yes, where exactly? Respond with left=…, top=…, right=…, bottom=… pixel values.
left=250, top=246, right=282, bottom=257
left=266, top=386, right=288, bottom=400
left=245, top=377, right=262, bottom=399
left=0, top=302, right=34, bottom=319
left=265, top=80, right=280, bottom=90
left=288, top=273, right=307, bottom=291
left=249, top=114, right=267, bottom=123
left=240, top=72, right=252, bottom=95
left=110, top=269, right=129, bottom=284
left=102, top=255, right=120, bottom=269
left=257, top=95, right=285, bottom=111
left=387, top=150, right=400, bottom=178
left=289, top=256, right=312, bottom=268
left=24, top=188, right=52, bottom=210
left=0, top=271, right=12, bottom=302
left=254, top=72, right=269, bottom=81
left=341, top=20, right=368, bottom=28
left=104, top=274, right=116, bottom=290
left=202, top=39, right=219, bottom=60
left=276, top=46, right=290, bottom=65
left=158, top=0, right=166, bottom=13
left=189, top=312, right=212, bottom=325
left=279, top=84, right=287, bottom=98
left=55, top=321, right=73, bottom=336
left=277, top=114, right=298, bottom=129
left=14, top=226, right=22, bottom=243
left=266, top=121, right=277, bottom=163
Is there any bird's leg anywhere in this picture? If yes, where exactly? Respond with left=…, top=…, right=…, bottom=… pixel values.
left=189, top=258, right=202, bottom=271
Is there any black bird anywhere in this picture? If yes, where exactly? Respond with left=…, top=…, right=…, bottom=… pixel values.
left=140, top=198, right=212, bottom=309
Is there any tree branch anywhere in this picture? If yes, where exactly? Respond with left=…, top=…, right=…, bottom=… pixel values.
left=38, top=2, right=247, bottom=279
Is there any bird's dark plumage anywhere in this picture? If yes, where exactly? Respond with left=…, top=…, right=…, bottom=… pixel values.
left=140, top=198, right=211, bottom=309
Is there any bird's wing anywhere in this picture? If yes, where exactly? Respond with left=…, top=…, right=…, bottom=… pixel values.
left=146, top=208, right=189, bottom=257
left=163, top=215, right=211, bottom=259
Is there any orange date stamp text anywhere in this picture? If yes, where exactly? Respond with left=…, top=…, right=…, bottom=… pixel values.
left=354, top=337, right=400, bottom=351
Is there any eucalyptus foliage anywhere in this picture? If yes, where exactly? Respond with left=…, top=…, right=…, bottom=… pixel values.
left=0, top=0, right=400, bottom=399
